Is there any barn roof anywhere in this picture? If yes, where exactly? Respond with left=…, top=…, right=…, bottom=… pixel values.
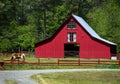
left=35, top=14, right=116, bottom=47
left=72, top=14, right=116, bottom=45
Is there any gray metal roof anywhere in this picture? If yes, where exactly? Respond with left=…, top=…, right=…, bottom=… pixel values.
left=72, top=14, right=116, bottom=45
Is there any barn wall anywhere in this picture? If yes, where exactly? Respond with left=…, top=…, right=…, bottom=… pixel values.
left=76, top=23, right=110, bottom=58
left=35, top=17, right=111, bottom=58
left=35, top=25, right=66, bottom=58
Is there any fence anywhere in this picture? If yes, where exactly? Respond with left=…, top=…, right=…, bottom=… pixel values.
left=0, top=61, right=4, bottom=70
left=3, top=58, right=120, bottom=66
left=37, top=59, right=120, bottom=66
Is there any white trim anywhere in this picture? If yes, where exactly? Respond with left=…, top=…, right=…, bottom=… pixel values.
left=73, top=33, right=76, bottom=42
left=67, top=33, right=70, bottom=42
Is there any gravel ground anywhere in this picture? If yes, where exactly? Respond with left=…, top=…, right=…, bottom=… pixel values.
left=0, top=69, right=120, bottom=84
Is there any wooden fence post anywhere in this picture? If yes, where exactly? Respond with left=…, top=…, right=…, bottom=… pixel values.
left=118, top=60, right=120, bottom=66
left=58, top=59, right=59, bottom=66
left=78, top=59, right=80, bottom=66
left=98, top=59, right=100, bottom=65
left=38, top=58, right=40, bottom=64
left=0, top=61, right=4, bottom=70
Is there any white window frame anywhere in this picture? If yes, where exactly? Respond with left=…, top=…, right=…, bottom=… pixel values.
left=67, top=32, right=76, bottom=42
left=73, top=33, right=76, bottom=42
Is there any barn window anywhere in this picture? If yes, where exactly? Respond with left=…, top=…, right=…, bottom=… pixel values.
left=67, top=32, right=76, bottom=42
left=67, top=21, right=76, bottom=29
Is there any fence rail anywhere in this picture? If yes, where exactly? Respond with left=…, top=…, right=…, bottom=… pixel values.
left=3, top=59, right=120, bottom=66
left=36, top=59, right=120, bottom=66
left=57, top=59, right=120, bottom=66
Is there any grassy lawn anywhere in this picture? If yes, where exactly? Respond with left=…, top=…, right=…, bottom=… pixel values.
left=5, top=80, right=17, bottom=84
left=31, top=71, right=120, bottom=84
left=3, top=62, right=96, bottom=70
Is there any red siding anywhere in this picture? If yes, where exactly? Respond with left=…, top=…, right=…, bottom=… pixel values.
left=35, top=17, right=111, bottom=58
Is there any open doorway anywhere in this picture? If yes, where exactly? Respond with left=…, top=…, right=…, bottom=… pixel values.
left=64, top=44, right=79, bottom=58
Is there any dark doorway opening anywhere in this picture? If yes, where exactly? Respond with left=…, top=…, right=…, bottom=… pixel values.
left=64, top=44, right=79, bottom=58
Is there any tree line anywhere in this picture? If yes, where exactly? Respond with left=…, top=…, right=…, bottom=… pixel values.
left=0, top=0, right=120, bottom=53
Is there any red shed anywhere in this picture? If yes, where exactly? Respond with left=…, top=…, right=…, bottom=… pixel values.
left=35, top=14, right=116, bottom=59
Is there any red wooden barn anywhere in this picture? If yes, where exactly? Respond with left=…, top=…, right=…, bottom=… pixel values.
left=35, top=14, right=116, bottom=59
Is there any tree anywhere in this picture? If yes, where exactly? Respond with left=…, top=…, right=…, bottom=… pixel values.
left=0, top=0, right=120, bottom=53
left=87, top=0, right=120, bottom=53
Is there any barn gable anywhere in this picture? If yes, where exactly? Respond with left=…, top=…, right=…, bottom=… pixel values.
left=72, top=14, right=116, bottom=45
left=35, top=14, right=116, bottom=58
left=35, top=14, right=116, bottom=47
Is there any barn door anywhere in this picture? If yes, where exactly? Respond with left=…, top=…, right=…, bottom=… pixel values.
left=64, top=44, right=79, bottom=58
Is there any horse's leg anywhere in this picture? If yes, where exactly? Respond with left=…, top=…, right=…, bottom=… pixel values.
left=23, top=56, right=25, bottom=61
left=11, top=56, right=16, bottom=64
left=20, top=56, right=25, bottom=64
left=10, top=57, right=14, bottom=64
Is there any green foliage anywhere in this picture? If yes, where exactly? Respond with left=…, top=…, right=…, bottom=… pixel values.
left=87, top=0, right=120, bottom=52
left=0, top=39, right=11, bottom=52
left=87, top=7, right=109, bottom=37
left=0, top=0, right=120, bottom=52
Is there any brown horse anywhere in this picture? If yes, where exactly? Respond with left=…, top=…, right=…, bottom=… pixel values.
left=11, top=53, right=25, bottom=63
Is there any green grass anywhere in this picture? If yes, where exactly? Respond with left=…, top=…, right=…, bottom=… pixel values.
left=31, top=71, right=120, bottom=84
left=4, top=63, right=120, bottom=70
left=5, top=80, right=17, bottom=84
left=26, top=57, right=79, bottom=63
left=97, top=64, right=120, bottom=69
left=4, top=64, right=95, bottom=70
left=0, top=56, right=10, bottom=60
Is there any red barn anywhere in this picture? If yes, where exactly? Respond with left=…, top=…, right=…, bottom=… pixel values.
left=35, top=14, right=116, bottom=59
